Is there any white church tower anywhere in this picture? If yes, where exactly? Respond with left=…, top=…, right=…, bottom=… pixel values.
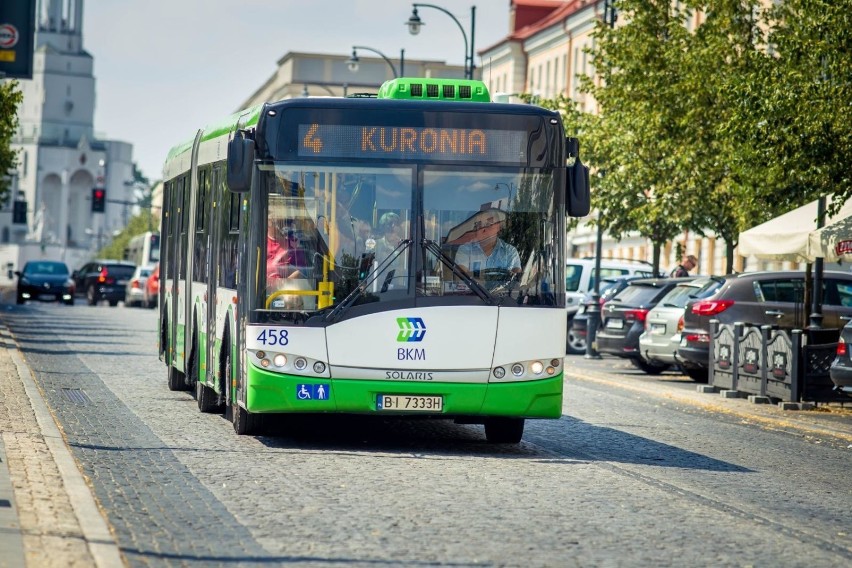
left=2, top=0, right=135, bottom=276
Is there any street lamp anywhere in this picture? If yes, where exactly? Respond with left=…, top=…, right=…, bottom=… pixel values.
left=494, top=182, right=514, bottom=210
left=406, top=3, right=476, bottom=79
left=301, top=83, right=341, bottom=97
left=348, top=46, right=404, bottom=78
left=585, top=1, right=619, bottom=359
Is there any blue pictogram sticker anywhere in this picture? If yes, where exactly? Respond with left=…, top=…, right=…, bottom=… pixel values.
left=296, top=384, right=330, bottom=401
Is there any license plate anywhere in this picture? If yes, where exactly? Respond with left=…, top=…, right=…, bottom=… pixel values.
left=39, top=294, right=56, bottom=301
left=651, top=323, right=667, bottom=336
left=117, top=279, right=128, bottom=285
left=606, top=318, right=624, bottom=330
left=377, top=395, right=443, bottom=412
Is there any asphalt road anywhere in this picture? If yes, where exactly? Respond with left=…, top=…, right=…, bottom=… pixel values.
left=2, top=300, right=851, bottom=567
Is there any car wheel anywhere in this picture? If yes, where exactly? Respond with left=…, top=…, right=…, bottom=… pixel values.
left=630, top=357, right=671, bottom=375
left=64, top=298, right=74, bottom=306
left=484, top=417, right=525, bottom=444
left=108, top=300, right=119, bottom=307
left=684, top=366, right=709, bottom=383
left=566, top=328, right=587, bottom=355
left=16, top=294, right=24, bottom=305
left=87, top=285, right=97, bottom=306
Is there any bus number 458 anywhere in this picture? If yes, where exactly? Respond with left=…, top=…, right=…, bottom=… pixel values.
left=256, top=329, right=289, bottom=346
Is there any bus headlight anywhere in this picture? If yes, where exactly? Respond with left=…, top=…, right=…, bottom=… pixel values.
left=294, top=357, right=308, bottom=370
left=511, top=363, right=524, bottom=376
left=313, top=361, right=326, bottom=374
left=493, top=366, right=506, bottom=379
left=273, top=354, right=287, bottom=367
left=530, top=361, right=544, bottom=375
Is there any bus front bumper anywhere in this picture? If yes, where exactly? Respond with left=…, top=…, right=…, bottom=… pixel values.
left=245, top=367, right=563, bottom=419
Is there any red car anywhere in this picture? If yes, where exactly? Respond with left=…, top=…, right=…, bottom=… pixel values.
left=143, top=263, right=159, bottom=309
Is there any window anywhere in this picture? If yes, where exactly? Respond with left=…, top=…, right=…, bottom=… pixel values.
left=754, top=279, right=803, bottom=303
left=229, top=191, right=241, bottom=232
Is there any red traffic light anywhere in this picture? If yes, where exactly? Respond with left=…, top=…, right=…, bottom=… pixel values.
left=91, top=187, right=106, bottom=212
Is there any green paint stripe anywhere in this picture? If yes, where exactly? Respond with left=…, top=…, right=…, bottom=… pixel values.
left=245, top=366, right=562, bottom=418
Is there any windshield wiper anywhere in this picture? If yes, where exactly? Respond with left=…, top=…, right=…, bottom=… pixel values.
left=325, top=239, right=413, bottom=323
left=422, top=239, right=496, bottom=306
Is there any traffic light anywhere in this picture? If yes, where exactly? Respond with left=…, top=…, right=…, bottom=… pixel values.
left=12, top=200, right=27, bottom=224
left=91, top=188, right=106, bottom=212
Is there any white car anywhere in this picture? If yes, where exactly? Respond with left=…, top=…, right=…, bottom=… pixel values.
left=638, top=276, right=723, bottom=380
left=565, top=258, right=660, bottom=354
left=124, top=265, right=153, bottom=308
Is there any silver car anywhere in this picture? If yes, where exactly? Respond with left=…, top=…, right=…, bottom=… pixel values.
left=638, top=276, right=723, bottom=381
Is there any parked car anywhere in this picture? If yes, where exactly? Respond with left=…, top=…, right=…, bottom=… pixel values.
left=143, top=262, right=160, bottom=309
left=638, top=276, right=724, bottom=381
left=125, top=265, right=153, bottom=308
left=15, top=260, right=75, bottom=305
left=73, top=260, right=137, bottom=307
left=595, top=277, right=693, bottom=373
left=678, top=270, right=852, bottom=373
left=565, top=258, right=661, bottom=354
left=569, top=275, right=647, bottom=354
left=829, top=318, right=852, bottom=396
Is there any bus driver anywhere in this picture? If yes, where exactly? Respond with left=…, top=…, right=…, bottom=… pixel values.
left=454, top=209, right=521, bottom=280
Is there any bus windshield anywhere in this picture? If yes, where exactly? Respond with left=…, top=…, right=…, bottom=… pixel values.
left=256, top=164, right=561, bottom=321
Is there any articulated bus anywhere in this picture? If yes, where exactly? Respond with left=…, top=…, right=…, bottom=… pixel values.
left=158, top=78, right=590, bottom=442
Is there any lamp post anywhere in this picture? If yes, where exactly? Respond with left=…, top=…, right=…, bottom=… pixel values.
left=406, top=3, right=475, bottom=79
left=348, top=46, right=404, bottom=78
left=585, top=1, right=618, bottom=358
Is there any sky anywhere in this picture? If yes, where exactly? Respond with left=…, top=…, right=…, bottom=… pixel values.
left=82, top=0, right=514, bottom=183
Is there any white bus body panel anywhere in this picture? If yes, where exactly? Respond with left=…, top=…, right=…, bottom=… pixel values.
left=325, top=306, right=498, bottom=370
left=493, top=307, right=566, bottom=365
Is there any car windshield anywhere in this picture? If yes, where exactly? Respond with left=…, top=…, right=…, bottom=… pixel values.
left=24, top=262, right=68, bottom=276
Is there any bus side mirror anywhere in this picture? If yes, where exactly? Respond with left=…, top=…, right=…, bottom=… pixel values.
left=566, top=137, right=590, bottom=217
left=227, top=130, right=255, bottom=193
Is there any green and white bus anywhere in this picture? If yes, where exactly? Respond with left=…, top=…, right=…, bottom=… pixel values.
left=158, top=78, right=589, bottom=442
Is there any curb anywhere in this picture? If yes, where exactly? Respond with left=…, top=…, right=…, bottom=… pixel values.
left=7, top=333, right=125, bottom=567
left=564, top=362, right=852, bottom=445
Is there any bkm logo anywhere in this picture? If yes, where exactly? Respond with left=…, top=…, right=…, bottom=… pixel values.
left=396, top=317, right=426, bottom=342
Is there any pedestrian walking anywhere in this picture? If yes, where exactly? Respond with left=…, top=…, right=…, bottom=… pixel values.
left=670, top=254, right=697, bottom=277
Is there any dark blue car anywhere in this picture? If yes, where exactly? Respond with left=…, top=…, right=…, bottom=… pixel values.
left=16, top=261, right=75, bottom=305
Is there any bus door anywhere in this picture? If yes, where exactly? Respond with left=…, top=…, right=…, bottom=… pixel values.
left=205, top=166, right=222, bottom=385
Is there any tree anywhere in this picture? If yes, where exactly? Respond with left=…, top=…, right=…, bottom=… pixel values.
left=577, top=0, right=691, bottom=276
left=727, top=0, right=852, bottom=217
left=0, top=81, right=24, bottom=202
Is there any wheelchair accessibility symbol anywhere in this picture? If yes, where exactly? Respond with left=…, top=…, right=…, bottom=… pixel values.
left=296, top=384, right=330, bottom=401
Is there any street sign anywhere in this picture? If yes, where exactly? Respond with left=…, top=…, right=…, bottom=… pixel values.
left=0, top=0, right=36, bottom=79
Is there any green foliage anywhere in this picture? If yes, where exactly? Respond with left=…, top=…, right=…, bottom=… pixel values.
left=0, top=81, right=24, bottom=203
left=96, top=210, right=157, bottom=260
left=531, top=0, right=851, bottom=274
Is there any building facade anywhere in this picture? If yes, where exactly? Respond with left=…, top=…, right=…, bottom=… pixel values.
left=2, top=0, right=135, bottom=279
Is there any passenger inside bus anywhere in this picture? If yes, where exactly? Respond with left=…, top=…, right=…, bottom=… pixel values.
left=266, top=218, right=309, bottom=280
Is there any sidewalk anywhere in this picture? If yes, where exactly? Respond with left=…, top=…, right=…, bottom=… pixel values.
left=0, top=320, right=123, bottom=568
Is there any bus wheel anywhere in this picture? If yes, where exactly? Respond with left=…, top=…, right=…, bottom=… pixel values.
left=232, top=404, right=261, bottom=435
left=196, top=380, right=220, bottom=413
left=167, top=365, right=186, bottom=391
left=484, top=418, right=525, bottom=444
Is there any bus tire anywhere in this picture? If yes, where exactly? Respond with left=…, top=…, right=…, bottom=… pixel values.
left=196, top=380, right=219, bottom=413
left=232, top=404, right=261, bottom=435
left=167, top=365, right=186, bottom=391
left=484, top=417, right=524, bottom=444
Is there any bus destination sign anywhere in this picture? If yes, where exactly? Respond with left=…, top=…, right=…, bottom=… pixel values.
left=298, top=123, right=527, bottom=163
